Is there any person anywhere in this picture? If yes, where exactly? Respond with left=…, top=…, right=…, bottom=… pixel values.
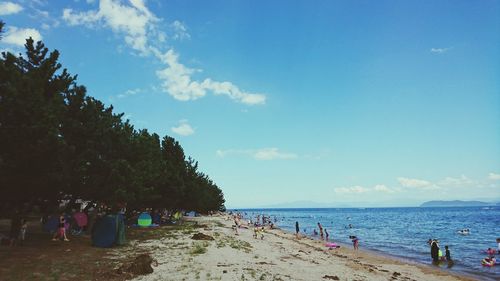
left=325, top=229, right=329, bottom=241
left=19, top=219, right=28, bottom=244
left=445, top=245, right=452, bottom=261
left=52, top=214, right=69, bottom=241
left=9, top=211, right=22, bottom=246
left=486, top=248, right=496, bottom=256
left=482, top=257, right=496, bottom=266
left=233, top=215, right=239, bottom=235
left=313, top=229, right=318, bottom=236
left=318, top=222, right=324, bottom=240
left=351, top=236, right=359, bottom=250
left=295, top=221, right=300, bottom=239
left=431, top=239, right=439, bottom=262
left=497, top=238, right=500, bottom=254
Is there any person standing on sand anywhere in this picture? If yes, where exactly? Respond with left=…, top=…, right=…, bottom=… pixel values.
left=351, top=236, right=359, bottom=250
left=317, top=222, right=324, bottom=239
left=325, top=229, right=329, bottom=241
left=295, top=221, right=300, bottom=239
left=233, top=215, right=239, bottom=235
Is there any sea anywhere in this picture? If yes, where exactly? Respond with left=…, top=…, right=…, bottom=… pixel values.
left=235, top=207, right=500, bottom=281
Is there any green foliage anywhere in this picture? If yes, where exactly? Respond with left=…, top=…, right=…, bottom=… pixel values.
left=0, top=24, right=225, bottom=212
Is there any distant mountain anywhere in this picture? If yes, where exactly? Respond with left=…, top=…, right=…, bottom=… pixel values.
left=420, top=200, right=494, bottom=207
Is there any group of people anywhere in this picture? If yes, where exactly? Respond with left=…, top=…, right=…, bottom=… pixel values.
left=481, top=239, right=499, bottom=267
left=229, top=212, right=275, bottom=239
left=428, top=239, right=452, bottom=264
left=294, top=221, right=360, bottom=250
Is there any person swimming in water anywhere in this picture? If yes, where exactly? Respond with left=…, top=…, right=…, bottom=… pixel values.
left=482, top=256, right=496, bottom=266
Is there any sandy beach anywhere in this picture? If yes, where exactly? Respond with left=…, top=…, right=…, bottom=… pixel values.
left=125, top=214, right=476, bottom=281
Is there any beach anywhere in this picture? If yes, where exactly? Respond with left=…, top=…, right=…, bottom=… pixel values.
left=129, top=214, right=476, bottom=281
left=0, top=214, right=483, bottom=280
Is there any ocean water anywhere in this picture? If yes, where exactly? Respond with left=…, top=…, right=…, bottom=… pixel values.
left=236, top=207, right=500, bottom=280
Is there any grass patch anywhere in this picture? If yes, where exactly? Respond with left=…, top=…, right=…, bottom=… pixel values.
left=190, top=242, right=209, bottom=255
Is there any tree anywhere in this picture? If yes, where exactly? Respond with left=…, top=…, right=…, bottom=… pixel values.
left=0, top=23, right=225, bottom=213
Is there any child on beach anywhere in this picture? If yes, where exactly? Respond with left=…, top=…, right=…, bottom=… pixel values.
left=445, top=245, right=452, bottom=261
left=295, top=221, right=300, bottom=239
left=52, top=214, right=69, bottom=241
left=325, top=229, right=329, bottom=241
left=351, top=236, right=359, bottom=250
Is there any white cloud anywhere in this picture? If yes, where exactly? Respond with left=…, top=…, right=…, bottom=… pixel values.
left=438, top=175, right=473, bottom=187
left=171, top=20, right=190, bottom=40
left=0, top=2, right=23, bottom=15
left=63, top=0, right=267, bottom=105
left=216, top=148, right=297, bottom=160
left=430, top=47, right=451, bottom=54
left=488, top=172, right=500, bottom=181
left=155, top=49, right=266, bottom=105
left=2, top=26, right=42, bottom=46
left=117, top=88, right=141, bottom=98
left=334, top=186, right=367, bottom=194
left=62, top=0, right=159, bottom=55
left=171, top=120, right=194, bottom=136
left=373, top=184, right=395, bottom=193
left=253, top=148, right=297, bottom=160
left=397, top=177, right=433, bottom=188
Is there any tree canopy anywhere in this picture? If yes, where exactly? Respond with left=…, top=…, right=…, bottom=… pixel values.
left=0, top=23, right=225, bottom=213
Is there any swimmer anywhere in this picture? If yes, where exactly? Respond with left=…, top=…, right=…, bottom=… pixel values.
left=482, top=257, right=496, bottom=266
left=486, top=248, right=496, bottom=256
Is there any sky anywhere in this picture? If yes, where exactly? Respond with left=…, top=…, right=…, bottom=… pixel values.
left=1, top=0, right=499, bottom=208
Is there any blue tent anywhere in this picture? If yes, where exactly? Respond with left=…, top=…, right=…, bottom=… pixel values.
left=91, top=214, right=126, bottom=248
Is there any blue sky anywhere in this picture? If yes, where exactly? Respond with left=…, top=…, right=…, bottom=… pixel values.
left=1, top=0, right=499, bottom=207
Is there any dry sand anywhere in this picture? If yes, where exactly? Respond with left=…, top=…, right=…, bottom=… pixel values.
left=126, top=215, right=476, bottom=281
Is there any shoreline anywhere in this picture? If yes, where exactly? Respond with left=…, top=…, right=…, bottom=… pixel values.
left=272, top=225, right=486, bottom=281
left=129, top=214, right=479, bottom=281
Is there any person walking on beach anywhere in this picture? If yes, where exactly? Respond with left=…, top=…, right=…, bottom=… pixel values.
left=325, top=229, right=329, bottom=241
left=317, top=222, right=324, bottom=240
left=295, top=221, right=300, bottom=239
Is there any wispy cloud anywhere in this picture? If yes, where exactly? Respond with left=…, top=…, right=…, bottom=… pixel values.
left=438, top=175, right=473, bottom=187
left=489, top=172, right=500, bottom=181
left=397, top=177, right=434, bottom=188
left=117, top=88, right=141, bottom=99
left=2, top=26, right=42, bottom=46
left=334, top=186, right=368, bottom=194
left=430, top=47, right=451, bottom=54
left=216, top=148, right=297, bottom=160
left=62, top=0, right=159, bottom=55
left=171, top=120, right=194, bottom=136
left=0, top=2, right=23, bottom=15
left=373, top=184, right=396, bottom=193
left=335, top=184, right=397, bottom=194
left=171, top=20, right=190, bottom=41
left=61, top=0, right=267, bottom=105
left=155, top=49, right=266, bottom=105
